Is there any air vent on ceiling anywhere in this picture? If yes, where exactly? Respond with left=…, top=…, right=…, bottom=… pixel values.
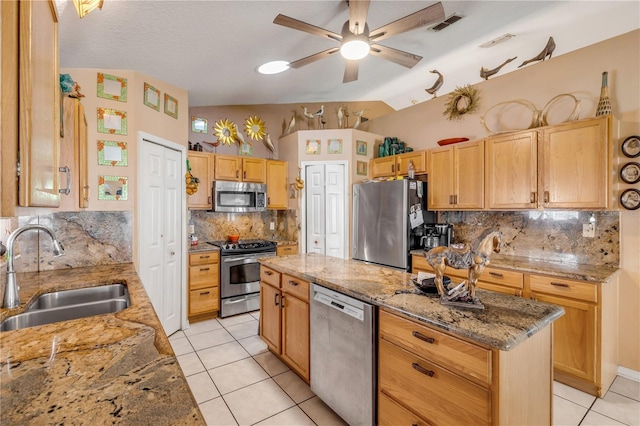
left=430, top=14, right=463, bottom=32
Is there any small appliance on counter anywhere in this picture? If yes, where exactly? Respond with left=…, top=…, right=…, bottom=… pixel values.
left=422, top=223, right=452, bottom=250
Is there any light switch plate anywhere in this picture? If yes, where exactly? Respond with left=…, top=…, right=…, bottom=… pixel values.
left=270, top=222, right=275, bottom=231
left=582, top=223, right=595, bottom=238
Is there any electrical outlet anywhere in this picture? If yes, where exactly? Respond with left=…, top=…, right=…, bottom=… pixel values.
left=188, top=225, right=195, bottom=234
left=269, top=222, right=275, bottom=231
left=582, top=223, right=595, bottom=238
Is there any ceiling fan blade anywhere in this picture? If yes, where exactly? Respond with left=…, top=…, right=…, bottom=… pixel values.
left=369, top=2, right=445, bottom=43
left=274, top=14, right=342, bottom=42
left=343, top=60, right=359, bottom=83
left=348, top=0, right=370, bottom=34
left=289, top=48, right=340, bottom=69
left=370, top=44, right=422, bottom=68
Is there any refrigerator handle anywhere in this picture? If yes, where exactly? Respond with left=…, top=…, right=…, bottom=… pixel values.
left=352, top=190, right=358, bottom=257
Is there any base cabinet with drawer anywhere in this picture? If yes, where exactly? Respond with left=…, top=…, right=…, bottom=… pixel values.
left=259, top=266, right=310, bottom=382
left=378, top=309, right=553, bottom=426
left=188, top=251, right=220, bottom=321
left=412, top=253, right=618, bottom=397
left=276, top=244, right=298, bottom=256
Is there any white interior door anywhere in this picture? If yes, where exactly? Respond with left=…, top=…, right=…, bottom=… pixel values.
left=139, top=138, right=183, bottom=335
left=304, top=162, right=346, bottom=258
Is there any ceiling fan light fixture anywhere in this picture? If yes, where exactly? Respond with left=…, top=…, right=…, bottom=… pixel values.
left=340, top=35, right=370, bottom=60
left=257, top=60, right=290, bottom=75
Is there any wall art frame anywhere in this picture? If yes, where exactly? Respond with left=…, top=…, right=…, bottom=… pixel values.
left=97, top=108, right=127, bottom=135
left=238, top=141, right=253, bottom=156
left=357, top=160, right=368, bottom=176
left=143, top=82, right=160, bottom=111
left=328, top=138, right=343, bottom=154
left=164, top=93, right=178, bottom=119
left=191, top=116, right=207, bottom=133
left=98, top=140, right=128, bottom=166
left=306, top=139, right=321, bottom=155
left=356, top=140, right=367, bottom=156
left=97, top=72, right=127, bottom=102
left=98, top=175, right=128, bottom=201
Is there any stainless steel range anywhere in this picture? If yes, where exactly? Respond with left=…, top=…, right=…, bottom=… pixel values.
left=207, top=239, right=276, bottom=318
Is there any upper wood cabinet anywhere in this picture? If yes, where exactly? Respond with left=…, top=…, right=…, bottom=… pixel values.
left=266, top=160, right=287, bottom=210
left=370, top=151, right=427, bottom=178
left=214, top=154, right=266, bottom=183
left=187, top=152, right=213, bottom=209
left=486, top=130, right=538, bottom=209
left=539, top=116, right=610, bottom=209
left=59, top=97, right=89, bottom=211
left=427, top=140, right=484, bottom=210
left=484, top=116, right=611, bottom=210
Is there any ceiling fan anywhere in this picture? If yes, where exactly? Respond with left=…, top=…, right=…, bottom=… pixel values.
left=274, top=1, right=445, bottom=83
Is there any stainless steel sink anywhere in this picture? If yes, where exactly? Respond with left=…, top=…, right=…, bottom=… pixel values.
left=1, top=284, right=130, bottom=332
left=26, top=284, right=128, bottom=311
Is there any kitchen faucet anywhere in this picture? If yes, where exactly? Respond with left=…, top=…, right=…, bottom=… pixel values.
left=3, top=225, right=65, bottom=309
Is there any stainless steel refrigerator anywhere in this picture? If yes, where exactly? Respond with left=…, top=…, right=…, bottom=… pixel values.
left=352, top=179, right=434, bottom=270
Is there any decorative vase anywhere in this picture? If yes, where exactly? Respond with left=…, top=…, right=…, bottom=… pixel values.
left=595, top=71, right=612, bottom=116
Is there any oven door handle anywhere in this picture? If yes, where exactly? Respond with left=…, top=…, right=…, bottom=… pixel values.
left=226, top=295, right=251, bottom=304
left=222, top=253, right=275, bottom=263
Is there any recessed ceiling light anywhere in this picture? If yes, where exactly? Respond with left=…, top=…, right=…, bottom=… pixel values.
left=258, top=61, right=290, bottom=75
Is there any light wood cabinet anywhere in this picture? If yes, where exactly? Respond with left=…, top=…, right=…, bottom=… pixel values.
left=266, top=160, right=287, bottom=210
left=370, top=151, right=427, bottom=179
left=527, top=273, right=618, bottom=396
left=427, top=140, right=484, bottom=210
left=485, top=116, right=611, bottom=210
left=486, top=130, right=538, bottom=209
left=276, top=244, right=298, bottom=256
left=214, top=154, right=266, bottom=183
left=59, top=97, right=89, bottom=211
left=259, top=266, right=310, bottom=382
left=539, top=116, right=610, bottom=209
left=378, top=309, right=553, bottom=426
left=188, top=251, right=219, bottom=320
left=187, top=152, right=213, bottom=209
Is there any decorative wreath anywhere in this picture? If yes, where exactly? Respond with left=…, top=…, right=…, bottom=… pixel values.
left=244, top=116, right=266, bottom=141
left=213, top=118, right=238, bottom=145
left=443, top=85, right=481, bottom=121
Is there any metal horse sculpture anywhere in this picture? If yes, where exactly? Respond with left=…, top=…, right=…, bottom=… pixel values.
left=425, top=231, right=502, bottom=301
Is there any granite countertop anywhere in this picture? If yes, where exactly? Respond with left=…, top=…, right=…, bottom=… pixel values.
left=188, top=243, right=220, bottom=253
left=0, top=264, right=204, bottom=425
left=410, top=250, right=619, bottom=282
left=259, top=254, right=564, bottom=352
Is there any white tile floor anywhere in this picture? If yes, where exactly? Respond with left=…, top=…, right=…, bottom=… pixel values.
left=171, top=312, right=640, bottom=426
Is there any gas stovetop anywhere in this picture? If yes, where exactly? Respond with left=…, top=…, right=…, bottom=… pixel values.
left=207, top=239, right=277, bottom=254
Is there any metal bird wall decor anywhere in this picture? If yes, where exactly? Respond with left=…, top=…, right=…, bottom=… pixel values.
left=480, top=57, right=517, bottom=80
left=425, top=70, right=444, bottom=98
left=518, top=36, right=556, bottom=68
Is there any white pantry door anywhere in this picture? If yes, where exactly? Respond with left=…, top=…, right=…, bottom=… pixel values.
left=139, top=139, right=182, bottom=335
left=305, top=163, right=346, bottom=258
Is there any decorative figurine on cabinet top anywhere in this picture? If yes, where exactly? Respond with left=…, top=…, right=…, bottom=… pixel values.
left=424, top=231, right=502, bottom=309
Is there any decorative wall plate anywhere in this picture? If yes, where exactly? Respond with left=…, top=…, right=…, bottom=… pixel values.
left=244, top=116, right=266, bottom=141
left=622, top=135, right=640, bottom=158
left=214, top=118, right=237, bottom=145
left=620, top=188, right=640, bottom=210
left=620, top=162, right=640, bottom=184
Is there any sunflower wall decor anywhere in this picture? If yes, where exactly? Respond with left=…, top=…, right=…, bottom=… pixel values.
left=213, top=118, right=238, bottom=145
left=244, top=116, right=266, bottom=141
left=443, top=85, right=481, bottom=121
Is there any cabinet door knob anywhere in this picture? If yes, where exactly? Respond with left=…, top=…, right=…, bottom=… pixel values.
left=274, top=293, right=280, bottom=306
left=530, top=192, right=537, bottom=204
left=544, top=191, right=550, bottom=204
left=170, top=251, right=176, bottom=256
left=236, top=170, right=239, bottom=178
left=243, top=171, right=246, bottom=179
left=58, top=166, right=71, bottom=195
left=280, top=295, right=285, bottom=308
left=391, top=164, right=395, bottom=173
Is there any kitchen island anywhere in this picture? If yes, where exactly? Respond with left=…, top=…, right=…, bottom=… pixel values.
left=259, top=253, right=565, bottom=425
left=0, top=264, right=204, bottom=425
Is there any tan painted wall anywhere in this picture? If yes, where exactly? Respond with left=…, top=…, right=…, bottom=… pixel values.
left=364, top=30, right=640, bottom=372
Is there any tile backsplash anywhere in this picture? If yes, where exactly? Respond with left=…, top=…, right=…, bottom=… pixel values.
left=189, top=210, right=298, bottom=242
left=441, top=210, right=619, bottom=267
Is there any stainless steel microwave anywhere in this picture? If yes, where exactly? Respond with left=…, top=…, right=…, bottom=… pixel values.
left=212, top=181, right=267, bottom=212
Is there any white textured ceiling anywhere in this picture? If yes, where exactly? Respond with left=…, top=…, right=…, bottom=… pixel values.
left=56, top=1, right=640, bottom=110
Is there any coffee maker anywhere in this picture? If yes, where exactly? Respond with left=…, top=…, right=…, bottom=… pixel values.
left=421, top=224, right=452, bottom=250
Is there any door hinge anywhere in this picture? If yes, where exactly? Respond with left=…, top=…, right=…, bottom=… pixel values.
left=16, top=161, right=21, bottom=177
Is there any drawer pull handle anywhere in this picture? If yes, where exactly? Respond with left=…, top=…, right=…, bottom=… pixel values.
left=551, top=282, right=569, bottom=288
left=412, top=362, right=435, bottom=377
left=288, top=280, right=299, bottom=286
left=264, top=270, right=273, bottom=276
left=412, top=331, right=435, bottom=344
left=199, top=291, right=210, bottom=296
left=489, top=272, right=504, bottom=278
left=200, top=267, right=210, bottom=271
left=200, top=255, right=210, bottom=259
left=274, top=293, right=280, bottom=306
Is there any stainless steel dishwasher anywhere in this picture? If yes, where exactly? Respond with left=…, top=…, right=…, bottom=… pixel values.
left=310, top=283, right=376, bottom=426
